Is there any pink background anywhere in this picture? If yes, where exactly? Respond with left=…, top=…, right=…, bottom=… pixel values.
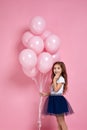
left=0, top=0, right=87, bottom=130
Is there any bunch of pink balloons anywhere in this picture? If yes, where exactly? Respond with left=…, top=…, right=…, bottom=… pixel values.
left=19, top=16, right=61, bottom=78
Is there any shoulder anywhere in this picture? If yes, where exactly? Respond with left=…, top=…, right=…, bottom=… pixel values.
left=57, top=76, right=65, bottom=83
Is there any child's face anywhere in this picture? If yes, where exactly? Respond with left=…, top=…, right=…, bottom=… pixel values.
left=53, top=64, right=62, bottom=75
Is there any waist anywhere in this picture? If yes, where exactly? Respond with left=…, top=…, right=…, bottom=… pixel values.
left=50, top=93, right=63, bottom=96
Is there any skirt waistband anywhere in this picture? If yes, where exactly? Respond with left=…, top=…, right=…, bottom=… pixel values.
left=50, top=94, right=63, bottom=96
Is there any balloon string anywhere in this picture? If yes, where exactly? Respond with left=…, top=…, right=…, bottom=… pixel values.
left=32, top=76, right=42, bottom=130
left=38, top=95, right=43, bottom=129
left=32, top=77, right=39, bottom=88
left=38, top=73, right=44, bottom=130
left=43, top=73, right=49, bottom=88
left=32, top=73, right=49, bottom=130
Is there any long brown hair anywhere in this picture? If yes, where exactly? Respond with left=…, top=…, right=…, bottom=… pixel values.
left=51, top=61, right=68, bottom=94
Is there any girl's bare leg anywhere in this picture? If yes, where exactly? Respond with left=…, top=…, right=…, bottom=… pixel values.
left=56, top=116, right=62, bottom=130
left=56, top=114, right=68, bottom=130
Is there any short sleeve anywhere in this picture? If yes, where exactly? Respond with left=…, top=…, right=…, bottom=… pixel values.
left=57, top=76, right=65, bottom=84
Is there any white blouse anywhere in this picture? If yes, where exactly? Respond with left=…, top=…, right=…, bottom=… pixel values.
left=51, top=76, right=65, bottom=95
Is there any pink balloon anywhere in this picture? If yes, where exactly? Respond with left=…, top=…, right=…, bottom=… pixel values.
left=22, top=31, right=33, bottom=47
left=27, top=36, right=44, bottom=54
left=22, top=67, right=38, bottom=78
left=29, top=16, right=46, bottom=34
left=19, top=49, right=37, bottom=69
left=52, top=51, right=61, bottom=63
left=41, top=30, right=52, bottom=40
left=45, top=34, right=60, bottom=54
left=37, top=52, right=53, bottom=73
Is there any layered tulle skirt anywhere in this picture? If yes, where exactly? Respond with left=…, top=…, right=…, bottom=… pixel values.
left=43, top=95, right=74, bottom=116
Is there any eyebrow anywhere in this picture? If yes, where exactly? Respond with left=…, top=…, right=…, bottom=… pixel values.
left=54, top=66, right=59, bottom=68
left=54, top=66, right=60, bottom=68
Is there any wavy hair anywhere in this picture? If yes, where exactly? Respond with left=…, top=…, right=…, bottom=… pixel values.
left=51, top=61, right=68, bottom=94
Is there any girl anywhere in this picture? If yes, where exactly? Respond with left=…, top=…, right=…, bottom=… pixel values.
left=41, top=61, right=74, bottom=130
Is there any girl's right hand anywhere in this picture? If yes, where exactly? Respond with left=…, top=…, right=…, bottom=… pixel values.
left=40, top=92, right=46, bottom=96
left=40, top=92, right=50, bottom=97
left=53, top=73, right=60, bottom=81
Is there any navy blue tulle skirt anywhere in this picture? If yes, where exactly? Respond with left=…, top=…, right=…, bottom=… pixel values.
left=43, top=95, right=74, bottom=116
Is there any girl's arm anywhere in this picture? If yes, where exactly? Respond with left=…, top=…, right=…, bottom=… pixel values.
left=53, top=74, right=63, bottom=92
left=53, top=81, right=63, bottom=92
left=40, top=92, right=50, bottom=97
